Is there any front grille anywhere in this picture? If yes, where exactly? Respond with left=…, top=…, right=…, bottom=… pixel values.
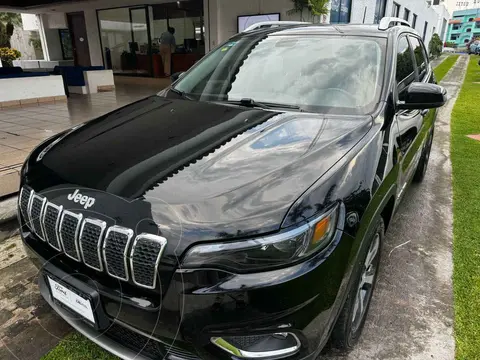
left=19, top=187, right=32, bottom=226
left=30, top=195, right=47, bottom=240
left=59, top=211, right=83, bottom=262
left=105, top=323, right=199, bottom=360
left=79, top=219, right=106, bottom=271
left=42, top=203, right=63, bottom=251
left=19, top=186, right=168, bottom=289
left=227, top=334, right=270, bottom=349
left=103, top=226, right=133, bottom=281
left=130, top=234, right=167, bottom=289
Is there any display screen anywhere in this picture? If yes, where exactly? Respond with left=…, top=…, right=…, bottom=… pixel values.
left=238, top=13, right=280, bottom=32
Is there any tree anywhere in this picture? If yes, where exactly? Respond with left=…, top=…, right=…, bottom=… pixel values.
left=428, top=33, right=443, bottom=58
left=0, top=22, right=9, bottom=48
left=0, top=12, right=21, bottom=48
left=287, top=0, right=329, bottom=21
left=0, top=13, right=21, bottom=26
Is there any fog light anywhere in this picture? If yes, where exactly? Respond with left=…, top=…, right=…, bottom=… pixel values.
left=211, top=332, right=300, bottom=359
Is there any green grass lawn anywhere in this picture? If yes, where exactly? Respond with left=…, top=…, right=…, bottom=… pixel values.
left=451, top=56, right=480, bottom=359
left=434, top=55, right=460, bottom=82
left=42, top=332, right=117, bottom=359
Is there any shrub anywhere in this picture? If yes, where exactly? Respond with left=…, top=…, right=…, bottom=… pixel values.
left=0, top=47, right=21, bottom=66
left=429, top=34, right=443, bottom=58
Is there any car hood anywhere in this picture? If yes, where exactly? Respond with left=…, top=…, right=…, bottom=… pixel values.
left=26, top=96, right=372, bottom=243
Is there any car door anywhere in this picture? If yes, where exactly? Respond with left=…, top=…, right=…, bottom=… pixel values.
left=394, top=35, right=424, bottom=200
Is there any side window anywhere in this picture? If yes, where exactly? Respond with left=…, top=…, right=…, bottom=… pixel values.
left=395, top=36, right=415, bottom=102
left=408, top=36, right=429, bottom=81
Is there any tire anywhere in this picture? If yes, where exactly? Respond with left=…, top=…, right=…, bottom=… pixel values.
left=413, top=130, right=434, bottom=183
left=330, top=217, right=384, bottom=352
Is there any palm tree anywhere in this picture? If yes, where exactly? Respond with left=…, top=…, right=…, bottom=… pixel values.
left=287, top=0, right=329, bottom=22
left=0, top=12, right=21, bottom=48
left=0, top=12, right=22, bottom=26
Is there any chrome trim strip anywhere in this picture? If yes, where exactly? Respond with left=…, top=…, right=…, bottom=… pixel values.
left=79, top=218, right=107, bottom=272
left=211, top=333, right=301, bottom=359
left=129, top=233, right=167, bottom=290
left=59, top=210, right=83, bottom=262
left=19, top=187, right=32, bottom=221
left=41, top=202, right=63, bottom=251
left=24, top=189, right=35, bottom=229
left=30, top=194, right=47, bottom=241
left=102, top=226, right=134, bottom=281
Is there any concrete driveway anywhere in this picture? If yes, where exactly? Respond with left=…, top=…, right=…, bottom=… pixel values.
left=322, top=56, right=468, bottom=360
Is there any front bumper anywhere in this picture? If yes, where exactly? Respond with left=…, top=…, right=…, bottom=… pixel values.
left=23, top=225, right=355, bottom=360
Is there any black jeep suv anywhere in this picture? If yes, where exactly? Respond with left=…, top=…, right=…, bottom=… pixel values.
left=19, top=19, right=446, bottom=360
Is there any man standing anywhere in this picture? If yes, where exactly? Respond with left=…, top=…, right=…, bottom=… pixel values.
left=159, top=27, right=176, bottom=77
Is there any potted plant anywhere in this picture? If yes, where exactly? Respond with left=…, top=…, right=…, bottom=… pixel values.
left=0, top=47, right=21, bottom=67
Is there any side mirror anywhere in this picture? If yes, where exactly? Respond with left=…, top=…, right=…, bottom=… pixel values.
left=397, top=82, right=447, bottom=110
left=171, top=72, right=185, bottom=82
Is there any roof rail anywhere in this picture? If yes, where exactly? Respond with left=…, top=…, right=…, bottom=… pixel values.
left=378, top=17, right=411, bottom=30
left=243, top=21, right=311, bottom=32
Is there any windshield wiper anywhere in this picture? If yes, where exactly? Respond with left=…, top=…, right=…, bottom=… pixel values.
left=228, top=98, right=304, bottom=112
left=170, top=88, right=192, bottom=100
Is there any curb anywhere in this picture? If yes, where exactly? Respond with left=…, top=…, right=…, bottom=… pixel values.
left=0, top=196, right=18, bottom=225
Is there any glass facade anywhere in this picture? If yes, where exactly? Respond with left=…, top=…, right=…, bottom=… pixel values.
left=330, top=0, right=351, bottom=24
left=97, top=0, right=205, bottom=77
left=374, top=0, right=387, bottom=24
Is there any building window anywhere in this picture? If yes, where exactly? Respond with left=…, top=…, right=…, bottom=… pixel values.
left=453, top=24, right=460, bottom=30
left=451, top=34, right=459, bottom=40
left=467, top=28, right=472, bottom=32
left=404, top=8, right=410, bottom=21
left=441, top=18, right=447, bottom=39
left=423, top=21, right=428, bottom=41
left=464, top=38, right=470, bottom=43
left=58, top=29, right=73, bottom=60
left=412, top=14, right=417, bottom=29
left=374, top=0, right=387, bottom=24
left=469, top=18, right=474, bottom=21
left=330, top=0, right=352, bottom=24
left=97, top=2, right=205, bottom=77
left=392, top=2, right=400, bottom=17
left=476, top=21, right=480, bottom=27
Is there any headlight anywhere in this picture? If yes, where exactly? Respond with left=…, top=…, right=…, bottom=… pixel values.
left=181, top=203, right=339, bottom=273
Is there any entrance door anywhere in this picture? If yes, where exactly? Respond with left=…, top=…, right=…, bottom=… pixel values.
left=67, top=12, right=91, bottom=67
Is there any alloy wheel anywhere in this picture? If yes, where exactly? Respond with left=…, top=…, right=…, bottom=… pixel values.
left=351, top=233, right=380, bottom=333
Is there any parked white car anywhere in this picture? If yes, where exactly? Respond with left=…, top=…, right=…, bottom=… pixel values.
left=442, top=47, right=456, bottom=53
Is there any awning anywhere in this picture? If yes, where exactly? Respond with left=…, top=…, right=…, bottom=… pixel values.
left=449, top=19, right=462, bottom=24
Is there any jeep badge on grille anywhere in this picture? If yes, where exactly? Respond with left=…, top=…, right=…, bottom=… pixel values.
left=67, top=189, right=96, bottom=209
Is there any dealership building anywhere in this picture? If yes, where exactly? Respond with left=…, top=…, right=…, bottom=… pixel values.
left=0, top=0, right=450, bottom=76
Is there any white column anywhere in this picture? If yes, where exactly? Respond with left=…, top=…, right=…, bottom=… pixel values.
left=84, top=9, right=103, bottom=66
left=37, top=14, right=50, bottom=61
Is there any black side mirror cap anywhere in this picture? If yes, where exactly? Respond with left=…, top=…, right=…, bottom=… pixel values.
left=171, top=72, right=185, bottom=82
left=397, top=82, right=447, bottom=110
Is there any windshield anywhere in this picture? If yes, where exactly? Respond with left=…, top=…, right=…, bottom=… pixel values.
left=173, top=34, right=386, bottom=114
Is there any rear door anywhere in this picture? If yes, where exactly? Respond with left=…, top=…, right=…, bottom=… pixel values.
left=394, top=35, right=423, bottom=199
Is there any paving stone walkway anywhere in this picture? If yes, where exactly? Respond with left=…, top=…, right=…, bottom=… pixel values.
left=0, top=236, right=71, bottom=360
